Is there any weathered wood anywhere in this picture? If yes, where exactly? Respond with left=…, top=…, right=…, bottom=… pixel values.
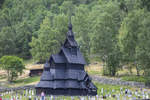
left=35, top=22, right=97, bottom=96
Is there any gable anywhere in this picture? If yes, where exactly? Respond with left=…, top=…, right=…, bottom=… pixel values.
left=61, top=47, right=86, bottom=65
left=50, top=54, right=67, bottom=64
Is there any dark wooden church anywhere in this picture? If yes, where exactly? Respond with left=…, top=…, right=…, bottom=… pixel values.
left=35, top=22, right=97, bottom=96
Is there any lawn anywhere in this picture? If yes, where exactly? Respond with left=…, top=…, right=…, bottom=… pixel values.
left=0, top=76, right=40, bottom=88
left=2, top=81, right=150, bottom=100
left=121, top=75, right=148, bottom=83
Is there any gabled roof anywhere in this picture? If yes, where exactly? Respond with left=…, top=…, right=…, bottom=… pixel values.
left=40, top=70, right=86, bottom=81
left=36, top=80, right=87, bottom=89
left=50, top=54, right=67, bottom=63
left=40, top=71, right=53, bottom=81
left=61, top=47, right=86, bottom=65
left=66, top=70, right=86, bottom=80
left=44, top=61, right=50, bottom=68
left=64, top=37, right=78, bottom=47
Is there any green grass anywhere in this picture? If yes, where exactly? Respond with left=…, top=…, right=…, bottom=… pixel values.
left=94, top=82, right=131, bottom=95
left=87, top=70, right=102, bottom=76
left=23, top=59, right=35, bottom=65
left=0, top=74, right=7, bottom=79
left=13, top=76, right=40, bottom=84
left=2, top=82, right=149, bottom=100
left=121, top=75, right=147, bottom=83
left=5, top=76, right=41, bottom=87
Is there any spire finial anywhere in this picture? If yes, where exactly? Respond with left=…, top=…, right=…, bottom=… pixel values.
left=68, top=15, right=72, bottom=30
left=68, top=4, right=73, bottom=31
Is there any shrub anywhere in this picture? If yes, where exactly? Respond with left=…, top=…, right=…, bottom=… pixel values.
left=0, top=56, right=25, bottom=82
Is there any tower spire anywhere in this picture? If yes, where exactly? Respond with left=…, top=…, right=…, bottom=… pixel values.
left=67, top=15, right=74, bottom=37
left=68, top=15, right=72, bottom=30
left=67, top=5, right=74, bottom=36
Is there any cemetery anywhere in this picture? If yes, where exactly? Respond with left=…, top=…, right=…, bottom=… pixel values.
left=1, top=83, right=150, bottom=100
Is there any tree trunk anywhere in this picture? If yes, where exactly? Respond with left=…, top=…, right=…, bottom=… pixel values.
left=7, top=70, right=10, bottom=81
left=128, top=64, right=133, bottom=75
left=136, top=65, right=140, bottom=76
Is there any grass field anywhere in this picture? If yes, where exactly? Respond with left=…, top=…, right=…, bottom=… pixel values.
left=1, top=80, right=150, bottom=100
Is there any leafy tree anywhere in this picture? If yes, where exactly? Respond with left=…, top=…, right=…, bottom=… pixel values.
left=0, top=0, right=99, bottom=60
left=60, top=1, right=75, bottom=15
left=91, top=1, right=122, bottom=76
left=0, top=56, right=25, bottom=82
left=139, top=0, right=150, bottom=11
left=53, top=14, right=68, bottom=44
left=51, top=4, right=60, bottom=14
left=136, top=12, right=150, bottom=76
left=0, top=26, right=16, bottom=57
left=14, top=21, right=32, bottom=58
left=118, top=9, right=149, bottom=76
left=30, top=12, right=68, bottom=63
left=30, top=16, right=59, bottom=62
left=72, top=5, right=90, bottom=63
left=0, top=0, right=5, bottom=8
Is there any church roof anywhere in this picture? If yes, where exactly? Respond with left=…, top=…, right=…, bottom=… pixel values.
left=40, top=70, right=87, bottom=81
left=40, top=71, right=53, bottom=81
left=51, top=54, right=67, bottom=63
left=36, top=72, right=96, bottom=89
left=64, top=37, right=78, bottom=47
left=36, top=80, right=87, bottom=89
left=44, top=60, right=50, bottom=68
left=61, top=47, right=86, bottom=65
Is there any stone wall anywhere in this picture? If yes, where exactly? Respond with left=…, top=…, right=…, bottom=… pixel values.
left=91, top=75, right=147, bottom=88
left=0, top=75, right=148, bottom=92
left=0, top=85, right=35, bottom=92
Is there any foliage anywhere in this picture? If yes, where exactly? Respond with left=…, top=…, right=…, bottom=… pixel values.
left=0, top=26, right=16, bottom=57
left=30, top=16, right=58, bottom=62
left=90, top=1, right=122, bottom=76
left=30, top=13, right=68, bottom=62
left=119, top=9, right=150, bottom=76
left=72, top=5, right=90, bottom=64
left=0, top=0, right=150, bottom=77
left=0, top=56, right=25, bottom=82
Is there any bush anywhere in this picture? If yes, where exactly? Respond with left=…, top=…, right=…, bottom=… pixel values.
left=0, top=56, right=25, bottom=82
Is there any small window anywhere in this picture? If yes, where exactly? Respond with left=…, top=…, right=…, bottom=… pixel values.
left=71, top=48, right=77, bottom=55
left=51, top=62, right=55, bottom=68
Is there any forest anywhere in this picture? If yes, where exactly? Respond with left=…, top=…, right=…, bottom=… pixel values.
left=0, top=0, right=150, bottom=77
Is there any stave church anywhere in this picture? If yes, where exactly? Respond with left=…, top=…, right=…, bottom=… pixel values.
left=35, top=21, right=97, bottom=96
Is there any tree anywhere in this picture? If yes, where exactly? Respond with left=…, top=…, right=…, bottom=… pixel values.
left=30, top=15, right=59, bottom=62
left=0, top=0, right=99, bottom=60
left=0, top=0, right=5, bottom=8
left=118, top=9, right=149, bottom=76
left=60, top=1, right=75, bottom=14
left=139, top=0, right=150, bottom=11
left=0, top=26, right=16, bottom=57
left=72, top=5, right=90, bottom=63
left=14, top=21, right=33, bottom=59
left=53, top=14, right=68, bottom=44
left=0, top=56, right=25, bottom=82
left=91, top=1, right=122, bottom=76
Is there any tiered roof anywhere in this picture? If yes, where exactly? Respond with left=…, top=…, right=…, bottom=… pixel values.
left=36, top=22, right=97, bottom=96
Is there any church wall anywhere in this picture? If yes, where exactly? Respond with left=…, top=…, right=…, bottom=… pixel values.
left=67, top=63, right=84, bottom=70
